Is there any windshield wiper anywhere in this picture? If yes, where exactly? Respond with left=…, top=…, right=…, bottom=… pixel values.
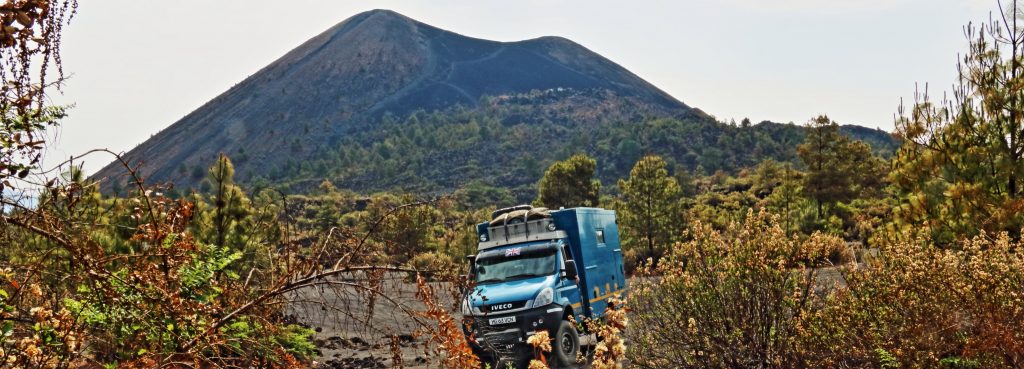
left=505, top=273, right=547, bottom=280
left=476, top=273, right=547, bottom=284
left=476, top=278, right=505, bottom=284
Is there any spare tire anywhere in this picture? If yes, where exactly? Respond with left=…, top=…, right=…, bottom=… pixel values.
left=504, top=209, right=530, bottom=223
left=490, top=212, right=511, bottom=226
left=526, top=207, right=551, bottom=220
left=491, top=204, right=533, bottom=219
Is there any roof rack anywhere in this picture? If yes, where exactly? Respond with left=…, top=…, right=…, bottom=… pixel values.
left=478, top=205, right=561, bottom=249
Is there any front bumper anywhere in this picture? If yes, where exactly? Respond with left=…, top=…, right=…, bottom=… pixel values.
left=462, top=304, right=565, bottom=355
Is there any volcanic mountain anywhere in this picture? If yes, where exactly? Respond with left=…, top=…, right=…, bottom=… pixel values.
left=92, top=9, right=894, bottom=199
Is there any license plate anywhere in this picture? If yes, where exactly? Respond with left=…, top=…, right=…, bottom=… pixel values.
left=488, top=316, right=516, bottom=325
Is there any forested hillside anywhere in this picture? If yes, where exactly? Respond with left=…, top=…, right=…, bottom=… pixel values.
left=131, top=87, right=896, bottom=203
left=235, top=90, right=897, bottom=204
left=90, top=10, right=896, bottom=198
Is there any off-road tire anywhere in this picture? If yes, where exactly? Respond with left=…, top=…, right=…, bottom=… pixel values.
left=550, top=320, right=580, bottom=368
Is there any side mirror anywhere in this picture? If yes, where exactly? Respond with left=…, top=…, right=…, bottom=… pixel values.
left=563, top=260, right=578, bottom=280
left=465, top=254, right=477, bottom=279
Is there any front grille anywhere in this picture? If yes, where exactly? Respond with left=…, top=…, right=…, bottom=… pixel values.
left=480, top=329, right=522, bottom=357
left=483, top=300, right=527, bottom=313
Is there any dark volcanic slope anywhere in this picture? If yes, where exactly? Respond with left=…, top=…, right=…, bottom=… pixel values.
left=93, top=9, right=696, bottom=189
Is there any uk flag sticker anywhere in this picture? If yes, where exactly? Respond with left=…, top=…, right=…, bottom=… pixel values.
left=505, top=248, right=521, bottom=257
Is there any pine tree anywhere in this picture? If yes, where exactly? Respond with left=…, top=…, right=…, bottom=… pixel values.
left=797, top=116, right=847, bottom=218
left=208, top=154, right=239, bottom=247
left=536, top=154, right=601, bottom=209
left=797, top=115, right=885, bottom=220
left=619, top=155, right=682, bottom=266
left=892, top=1, right=1024, bottom=244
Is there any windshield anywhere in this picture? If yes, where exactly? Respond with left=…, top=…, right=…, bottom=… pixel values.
left=475, top=248, right=557, bottom=285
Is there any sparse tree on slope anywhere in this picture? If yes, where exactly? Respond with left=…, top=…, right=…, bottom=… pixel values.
left=536, top=154, right=601, bottom=209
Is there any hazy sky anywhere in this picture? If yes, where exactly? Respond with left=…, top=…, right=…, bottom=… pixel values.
left=49, top=0, right=995, bottom=174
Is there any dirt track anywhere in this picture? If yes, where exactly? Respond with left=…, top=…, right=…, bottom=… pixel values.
left=288, top=274, right=596, bottom=369
left=288, top=274, right=450, bottom=369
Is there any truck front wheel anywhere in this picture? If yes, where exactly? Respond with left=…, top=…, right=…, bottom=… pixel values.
left=550, top=320, right=580, bottom=368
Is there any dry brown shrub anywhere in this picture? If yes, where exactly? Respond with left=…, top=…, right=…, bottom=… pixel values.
left=413, top=274, right=480, bottom=369
left=0, top=276, right=83, bottom=369
left=800, top=231, right=855, bottom=266
left=590, top=297, right=628, bottom=369
left=526, top=330, right=551, bottom=369
left=800, top=232, right=1024, bottom=368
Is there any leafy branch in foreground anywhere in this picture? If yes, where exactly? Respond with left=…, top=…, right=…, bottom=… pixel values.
left=1, top=150, right=463, bottom=368
left=0, top=0, right=76, bottom=183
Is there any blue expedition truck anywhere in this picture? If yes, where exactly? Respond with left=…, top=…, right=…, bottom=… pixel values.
left=461, top=205, right=627, bottom=368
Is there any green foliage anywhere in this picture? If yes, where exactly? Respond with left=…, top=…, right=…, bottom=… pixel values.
left=890, top=10, right=1024, bottom=245
left=876, top=348, right=900, bottom=369
left=535, top=153, right=601, bottom=209
left=758, top=162, right=807, bottom=234
left=220, top=319, right=318, bottom=362
left=229, top=94, right=897, bottom=203
left=455, top=180, right=515, bottom=209
left=275, top=324, right=319, bottom=360
left=367, top=194, right=441, bottom=265
left=647, top=151, right=891, bottom=250
left=939, top=357, right=981, bottom=369
left=63, top=237, right=254, bottom=361
left=618, top=155, right=681, bottom=267
left=190, top=154, right=284, bottom=277
left=282, top=191, right=481, bottom=267
left=0, top=105, right=67, bottom=182
left=179, top=242, right=243, bottom=302
left=797, top=115, right=886, bottom=221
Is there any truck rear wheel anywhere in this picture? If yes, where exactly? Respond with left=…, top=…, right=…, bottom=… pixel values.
left=550, top=320, right=580, bottom=368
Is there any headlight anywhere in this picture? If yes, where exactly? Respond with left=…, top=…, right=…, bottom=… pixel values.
left=547, top=223, right=556, bottom=231
left=479, top=234, right=488, bottom=242
left=533, top=287, right=554, bottom=307
left=461, top=298, right=472, bottom=316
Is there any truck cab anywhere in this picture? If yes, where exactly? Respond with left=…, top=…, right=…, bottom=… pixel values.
left=461, top=205, right=626, bottom=368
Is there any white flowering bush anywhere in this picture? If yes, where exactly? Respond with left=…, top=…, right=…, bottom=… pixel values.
left=590, top=298, right=628, bottom=369
left=0, top=270, right=83, bottom=369
left=800, top=232, right=1024, bottom=368
left=627, top=210, right=832, bottom=368
left=526, top=330, right=552, bottom=369
left=628, top=208, right=1024, bottom=369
